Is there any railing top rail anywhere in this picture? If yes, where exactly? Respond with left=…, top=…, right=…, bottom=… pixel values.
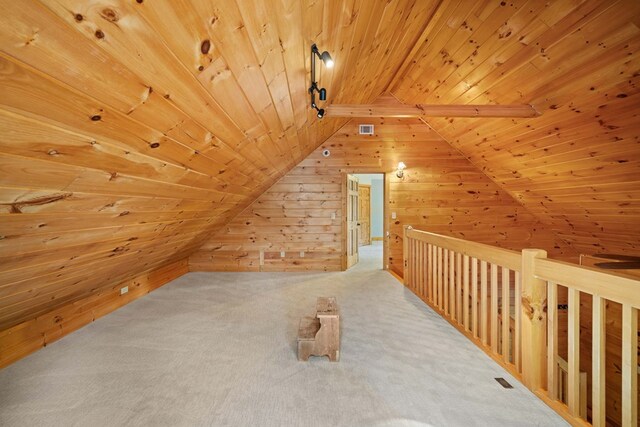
left=535, top=257, right=640, bottom=307
left=406, top=227, right=521, bottom=271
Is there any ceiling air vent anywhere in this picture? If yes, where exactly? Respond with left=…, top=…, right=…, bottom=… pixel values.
left=359, top=124, right=374, bottom=135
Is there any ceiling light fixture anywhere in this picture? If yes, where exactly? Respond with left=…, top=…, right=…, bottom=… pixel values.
left=309, top=43, right=333, bottom=119
left=396, top=162, right=406, bottom=178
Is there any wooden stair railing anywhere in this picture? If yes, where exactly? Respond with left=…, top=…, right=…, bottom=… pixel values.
left=402, top=226, right=639, bottom=427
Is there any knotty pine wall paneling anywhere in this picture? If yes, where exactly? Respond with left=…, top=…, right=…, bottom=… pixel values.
left=0, top=0, right=437, bottom=338
left=0, top=259, right=188, bottom=369
left=191, top=118, right=577, bottom=274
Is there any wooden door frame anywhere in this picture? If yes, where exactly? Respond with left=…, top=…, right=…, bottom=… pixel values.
left=341, top=172, right=388, bottom=271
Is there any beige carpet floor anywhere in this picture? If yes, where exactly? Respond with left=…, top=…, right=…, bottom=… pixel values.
left=0, top=243, right=567, bottom=426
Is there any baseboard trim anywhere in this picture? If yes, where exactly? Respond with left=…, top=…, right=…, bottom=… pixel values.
left=0, top=259, right=188, bottom=369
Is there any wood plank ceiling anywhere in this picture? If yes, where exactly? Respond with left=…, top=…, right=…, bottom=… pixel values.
left=390, top=0, right=640, bottom=256
left=1, top=0, right=639, bottom=331
left=0, top=0, right=438, bottom=330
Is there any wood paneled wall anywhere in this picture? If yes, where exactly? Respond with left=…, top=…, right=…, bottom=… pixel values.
left=0, top=259, right=187, bottom=369
left=191, top=117, right=577, bottom=274
left=0, top=0, right=435, bottom=335
left=190, top=166, right=344, bottom=272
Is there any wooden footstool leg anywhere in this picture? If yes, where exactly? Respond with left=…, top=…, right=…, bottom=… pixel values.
left=298, top=342, right=311, bottom=361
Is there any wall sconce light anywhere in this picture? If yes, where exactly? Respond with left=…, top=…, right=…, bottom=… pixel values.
left=396, top=162, right=406, bottom=178
left=309, top=43, right=333, bottom=119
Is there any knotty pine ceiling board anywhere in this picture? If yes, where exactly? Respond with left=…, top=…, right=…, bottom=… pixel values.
left=0, top=0, right=435, bottom=329
left=391, top=0, right=640, bottom=256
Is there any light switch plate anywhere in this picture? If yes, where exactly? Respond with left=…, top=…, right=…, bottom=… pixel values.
left=391, top=212, right=397, bottom=219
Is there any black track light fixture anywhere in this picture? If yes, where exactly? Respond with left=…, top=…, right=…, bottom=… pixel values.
left=319, top=87, right=327, bottom=101
left=311, top=102, right=325, bottom=119
left=313, top=45, right=334, bottom=68
left=309, top=43, right=333, bottom=119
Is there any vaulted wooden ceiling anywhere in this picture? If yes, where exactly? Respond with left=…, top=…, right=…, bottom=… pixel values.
left=389, top=0, right=640, bottom=256
left=1, top=0, right=638, bottom=330
left=0, top=0, right=437, bottom=329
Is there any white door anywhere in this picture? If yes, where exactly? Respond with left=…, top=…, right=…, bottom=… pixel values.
left=347, top=174, right=359, bottom=268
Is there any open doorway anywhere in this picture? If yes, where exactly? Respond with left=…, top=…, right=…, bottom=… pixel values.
left=345, top=173, right=385, bottom=270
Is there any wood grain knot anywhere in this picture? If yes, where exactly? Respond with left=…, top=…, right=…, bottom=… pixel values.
left=100, top=8, right=119, bottom=22
left=91, top=115, right=101, bottom=121
left=95, top=29, right=105, bottom=39
left=74, top=13, right=83, bottom=22
left=201, top=39, right=211, bottom=54
left=150, top=142, right=160, bottom=148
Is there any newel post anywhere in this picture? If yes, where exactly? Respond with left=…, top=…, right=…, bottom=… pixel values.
left=403, top=225, right=412, bottom=285
left=521, top=248, right=548, bottom=391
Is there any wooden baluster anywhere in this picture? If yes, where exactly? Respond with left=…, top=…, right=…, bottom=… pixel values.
left=502, top=267, right=510, bottom=363
left=435, top=245, right=439, bottom=303
left=443, top=249, right=449, bottom=314
left=433, top=246, right=440, bottom=307
left=421, top=242, right=426, bottom=298
left=463, top=255, right=470, bottom=331
left=429, top=245, right=437, bottom=305
left=449, top=251, right=455, bottom=319
left=407, top=238, right=412, bottom=289
left=592, top=295, right=606, bottom=427
left=413, top=240, right=420, bottom=295
left=413, top=240, right=418, bottom=291
left=428, top=245, right=432, bottom=302
left=426, top=244, right=432, bottom=302
left=491, top=263, right=499, bottom=354
left=434, top=245, right=439, bottom=307
left=622, top=304, right=638, bottom=426
left=424, top=244, right=428, bottom=299
left=472, top=258, right=478, bottom=338
left=416, top=241, right=421, bottom=295
left=514, top=271, right=521, bottom=373
left=481, top=260, right=488, bottom=346
left=438, top=248, right=444, bottom=311
left=420, top=242, right=425, bottom=298
left=407, top=239, right=411, bottom=289
left=403, top=226, right=409, bottom=287
left=547, top=281, right=558, bottom=401
left=456, top=253, right=462, bottom=323
left=567, top=287, right=580, bottom=416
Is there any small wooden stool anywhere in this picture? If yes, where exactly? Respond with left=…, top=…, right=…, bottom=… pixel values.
left=297, top=297, right=340, bottom=362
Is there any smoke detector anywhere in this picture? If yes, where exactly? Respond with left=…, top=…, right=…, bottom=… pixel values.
left=359, top=124, right=374, bottom=135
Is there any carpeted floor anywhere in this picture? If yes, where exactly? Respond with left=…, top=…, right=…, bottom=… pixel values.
left=0, top=243, right=567, bottom=426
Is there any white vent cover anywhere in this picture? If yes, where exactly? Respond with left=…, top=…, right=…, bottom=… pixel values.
left=359, top=124, right=374, bottom=135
